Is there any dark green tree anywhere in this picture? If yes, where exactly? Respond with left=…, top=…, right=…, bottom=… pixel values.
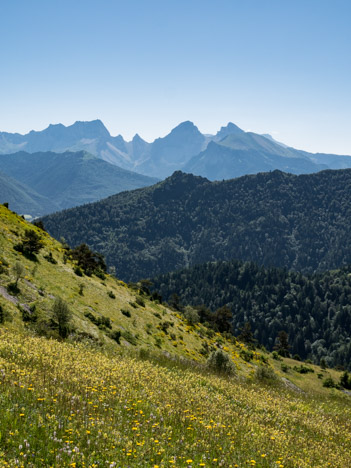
left=274, top=330, right=290, bottom=357
left=52, top=297, right=71, bottom=339
left=15, top=229, right=43, bottom=257
left=70, top=244, right=106, bottom=275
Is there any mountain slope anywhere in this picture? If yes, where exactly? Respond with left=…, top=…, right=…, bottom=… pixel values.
left=183, top=131, right=328, bottom=180
left=0, top=204, right=350, bottom=468
left=0, top=150, right=158, bottom=214
left=0, top=170, right=58, bottom=216
left=41, top=169, right=351, bottom=281
left=151, top=258, right=351, bottom=369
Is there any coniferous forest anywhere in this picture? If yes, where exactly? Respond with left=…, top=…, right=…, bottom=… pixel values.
left=42, top=169, right=351, bottom=282
left=151, top=259, right=351, bottom=369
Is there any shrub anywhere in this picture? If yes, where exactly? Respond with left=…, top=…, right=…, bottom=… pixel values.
left=183, top=306, right=200, bottom=325
left=272, top=351, right=282, bottom=361
left=14, top=229, right=43, bottom=257
left=255, top=366, right=277, bottom=382
left=155, top=336, right=162, bottom=348
left=0, top=305, right=11, bottom=324
left=122, top=330, right=137, bottom=345
left=293, top=354, right=301, bottom=361
left=323, top=376, right=336, bottom=388
left=21, top=304, right=38, bottom=323
left=121, top=309, right=131, bottom=318
left=78, top=284, right=84, bottom=296
left=135, top=296, right=145, bottom=307
left=108, top=290, right=116, bottom=299
left=294, top=365, right=314, bottom=374
left=240, top=349, right=254, bottom=362
left=12, top=261, right=25, bottom=288
left=160, top=321, right=172, bottom=334
left=339, top=371, right=351, bottom=390
left=207, top=349, right=235, bottom=375
left=84, top=312, right=111, bottom=329
left=74, top=266, right=83, bottom=277
left=7, top=282, right=20, bottom=295
left=52, top=297, right=71, bottom=339
left=69, top=244, right=106, bottom=276
left=281, top=363, right=289, bottom=373
left=44, top=252, right=57, bottom=264
left=110, top=330, right=121, bottom=344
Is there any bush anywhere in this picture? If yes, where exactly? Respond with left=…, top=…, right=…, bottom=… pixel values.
left=293, top=365, right=314, bottom=374
left=84, top=311, right=112, bottom=329
left=272, top=351, right=282, bottom=361
left=7, top=282, right=20, bottom=295
left=293, top=354, right=301, bottom=361
left=74, top=266, right=83, bottom=276
left=255, top=366, right=277, bottom=382
left=323, top=376, right=337, bottom=388
left=14, top=229, right=43, bottom=257
left=339, top=371, right=351, bottom=390
left=121, top=309, right=131, bottom=318
left=281, top=363, right=289, bottom=373
left=122, top=330, right=137, bottom=345
left=183, top=306, right=200, bottom=325
left=44, top=252, right=57, bottom=264
left=108, top=290, right=116, bottom=299
left=110, top=330, right=121, bottom=344
left=52, top=297, right=71, bottom=338
left=207, top=349, right=235, bottom=375
left=240, top=349, right=254, bottom=362
left=135, top=297, right=145, bottom=307
left=0, top=305, right=11, bottom=324
left=69, top=244, right=106, bottom=276
left=21, top=304, right=38, bottom=323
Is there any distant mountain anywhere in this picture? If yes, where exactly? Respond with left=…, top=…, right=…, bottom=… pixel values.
left=213, top=122, right=245, bottom=141
left=184, top=132, right=327, bottom=180
left=2, top=119, right=351, bottom=179
left=42, top=169, right=351, bottom=282
left=134, top=121, right=206, bottom=178
left=0, top=170, right=57, bottom=217
left=0, top=120, right=134, bottom=169
left=0, top=151, right=158, bottom=215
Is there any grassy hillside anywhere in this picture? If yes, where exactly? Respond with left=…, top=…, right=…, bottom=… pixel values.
left=0, top=205, right=350, bottom=467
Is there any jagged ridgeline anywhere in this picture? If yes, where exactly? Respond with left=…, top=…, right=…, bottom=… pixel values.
left=151, top=259, right=351, bottom=370
left=42, top=169, right=351, bottom=281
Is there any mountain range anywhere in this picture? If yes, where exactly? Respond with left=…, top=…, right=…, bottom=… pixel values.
left=41, top=169, right=351, bottom=282
left=2, top=119, right=351, bottom=180
left=0, top=150, right=157, bottom=217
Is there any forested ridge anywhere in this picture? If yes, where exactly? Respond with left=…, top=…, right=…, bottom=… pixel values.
left=152, top=259, right=351, bottom=369
left=42, top=169, right=351, bottom=282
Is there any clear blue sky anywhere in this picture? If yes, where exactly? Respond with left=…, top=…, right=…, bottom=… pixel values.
left=1, top=0, right=351, bottom=154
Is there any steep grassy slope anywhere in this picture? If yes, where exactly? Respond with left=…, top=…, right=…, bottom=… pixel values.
left=42, top=169, right=351, bottom=281
left=0, top=205, right=350, bottom=467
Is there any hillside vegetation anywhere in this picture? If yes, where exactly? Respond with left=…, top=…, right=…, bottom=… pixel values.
left=43, top=169, right=351, bottom=281
left=0, top=205, right=350, bottom=466
left=152, top=259, right=351, bottom=369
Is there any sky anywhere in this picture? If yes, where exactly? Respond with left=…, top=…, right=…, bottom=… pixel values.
left=1, top=0, right=351, bottom=154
